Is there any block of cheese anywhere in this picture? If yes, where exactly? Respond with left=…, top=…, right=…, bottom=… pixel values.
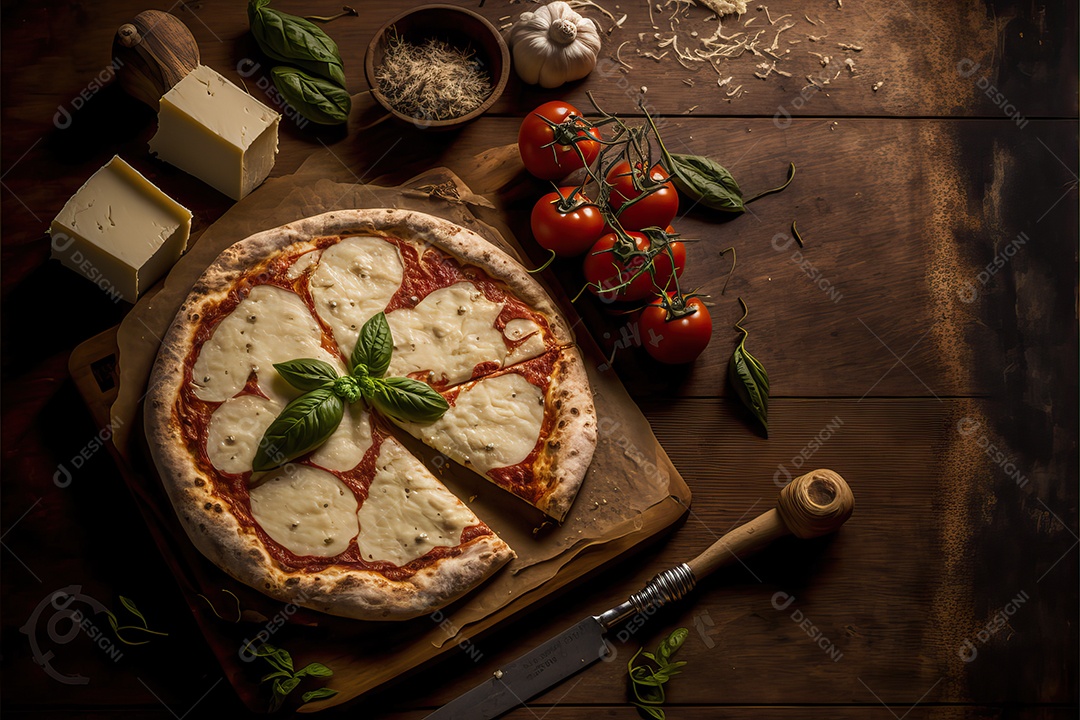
left=50, top=156, right=192, bottom=303
left=149, top=64, right=280, bottom=201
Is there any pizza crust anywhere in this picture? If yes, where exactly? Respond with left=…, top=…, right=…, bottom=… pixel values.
left=531, top=346, right=597, bottom=521
left=144, top=208, right=593, bottom=620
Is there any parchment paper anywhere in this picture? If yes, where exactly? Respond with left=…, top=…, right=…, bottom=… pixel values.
left=107, top=149, right=688, bottom=707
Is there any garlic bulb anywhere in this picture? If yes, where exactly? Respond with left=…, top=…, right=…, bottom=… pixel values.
left=694, top=0, right=748, bottom=16
left=509, top=1, right=601, bottom=89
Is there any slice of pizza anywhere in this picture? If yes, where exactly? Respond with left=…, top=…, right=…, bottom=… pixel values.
left=390, top=347, right=595, bottom=521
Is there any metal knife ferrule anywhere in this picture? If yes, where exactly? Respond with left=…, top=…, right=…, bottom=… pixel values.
left=595, top=563, right=697, bottom=629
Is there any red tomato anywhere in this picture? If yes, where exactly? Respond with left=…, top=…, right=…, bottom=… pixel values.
left=518, top=101, right=601, bottom=181
left=583, top=231, right=685, bottom=302
left=606, top=161, right=678, bottom=231
left=639, top=295, right=713, bottom=364
left=530, top=188, right=605, bottom=257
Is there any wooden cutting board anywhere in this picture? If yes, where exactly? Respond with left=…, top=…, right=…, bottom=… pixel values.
left=68, top=167, right=693, bottom=713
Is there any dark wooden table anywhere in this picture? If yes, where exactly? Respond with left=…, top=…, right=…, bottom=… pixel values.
left=2, top=1, right=1076, bottom=717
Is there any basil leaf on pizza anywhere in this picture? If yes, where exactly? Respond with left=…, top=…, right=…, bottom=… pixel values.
left=273, top=358, right=339, bottom=391
left=252, top=388, right=344, bottom=471
left=368, top=376, right=450, bottom=423
left=257, top=310, right=449, bottom=463
left=351, top=311, right=392, bottom=378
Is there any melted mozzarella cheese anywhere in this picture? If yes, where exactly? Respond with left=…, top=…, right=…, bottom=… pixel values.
left=502, top=318, right=548, bottom=365
left=356, top=438, right=477, bottom=566
left=387, top=283, right=546, bottom=386
left=396, top=373, right=544, bottom=475
left=192, top=285, right=339, bottom=403
left=310, top=236, right=404, bottom=357
left=206, top=394, right=282, bottom=474
left=249, top=465, right=359, bottom=557
left=286, top=249, right=320, bottom=279
left=309, top=403, right=372, bottom=472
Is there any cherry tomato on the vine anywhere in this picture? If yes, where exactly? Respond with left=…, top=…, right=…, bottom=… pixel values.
left=639, top=294, right=713, bottom=364
left=531, top=188, right=605, bottom=257
left=606, top=160, right=678, bottom=231
left=519, top=101, right=601, bottom=181
left=582, top=230, right=685, bottom=302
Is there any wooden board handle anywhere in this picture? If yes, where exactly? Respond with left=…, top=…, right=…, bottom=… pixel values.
left=113, top=10, right=200, bottom=110
left=686, top=469, right=854, bottom=580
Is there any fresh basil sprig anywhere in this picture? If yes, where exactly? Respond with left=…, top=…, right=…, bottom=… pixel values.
left=248, top=0, right=346, bottom=87
left=728, top=298, right=770, bottom=436
left=250, top=641, right=337, bottom=711
left=627, top=628, right=689, bottom=719
left=102, top=595, right=169, bottom=646
left=270, top=66, right=351, bottom=126
left=252, top=312, right=449, bottom=471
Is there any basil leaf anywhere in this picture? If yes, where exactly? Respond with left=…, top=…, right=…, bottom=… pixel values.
left=302, top=688, right=339, bottom=703
left=274, top=358, right=339, bottom=391
left=269, top=675, right=301, bottom=711
left=668, top=153, right=745, bottom=213
left=367, top=377, right=449, bottom=423
left=271, top=66, right=351, bottom=126
left=248, top=0, right=346, bottom=87
left=273, top=647, right=294, bottom=672
left=261, top=670, right=291, bottom=682
left=650, top=665, right=685, bottom=683
left=351, top=312, right=393, bottom=378
left=295, top=662, right=333, bottom=678
left=634, top=703, right=667, bottom=719
left=659, top=628, right=688, bottom=663
left=269, top=685, right=288, bottom=713
left=252, top=388, right=344, bottom=471
left=729, top=335, right=769, bottom=436
left=331, top=375, right=363, bottom=403
left=119, top=596, right=147, bottom=627
left=631, top=672, right=665, bottom=687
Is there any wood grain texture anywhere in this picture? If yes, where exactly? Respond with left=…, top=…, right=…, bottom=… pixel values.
left=0, top=705, right=1073, bottom=720
left=322, top=398, right=1070, bottom=712
left=1, top=0, right=1074, bottom=125
left=6, top=117, right=1073, bottom=400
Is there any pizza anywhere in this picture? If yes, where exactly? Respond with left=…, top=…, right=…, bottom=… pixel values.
left=144, top=209, right=596, bottom=620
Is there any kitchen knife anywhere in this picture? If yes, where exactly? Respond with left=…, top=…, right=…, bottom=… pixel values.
left=424, top=468, right=854, bottom=720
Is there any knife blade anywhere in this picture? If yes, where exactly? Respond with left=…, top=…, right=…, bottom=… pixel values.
left=425, top=469, right=855, bottom=720
left=424, top=617, right=609, bottom=720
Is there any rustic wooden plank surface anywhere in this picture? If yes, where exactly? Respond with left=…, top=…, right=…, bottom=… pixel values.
left=1, top=0, right=1075, bottom=718
left=0, top=0, right=1075, bottom=124
left=5, top=115, right=1075, bottom=398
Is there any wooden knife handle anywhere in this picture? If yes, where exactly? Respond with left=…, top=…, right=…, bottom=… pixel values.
left=596, top=469, right=854, bottom=630
left=686, top=469, right=854, bottom=580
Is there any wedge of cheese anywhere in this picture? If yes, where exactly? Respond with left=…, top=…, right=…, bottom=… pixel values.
left=149, top=64, right=280, bottom=201
left=50, top=155, right=192, bottom=303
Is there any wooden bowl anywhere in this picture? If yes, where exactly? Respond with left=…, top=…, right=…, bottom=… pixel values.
left=364, top=4, right=510, bottom=130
